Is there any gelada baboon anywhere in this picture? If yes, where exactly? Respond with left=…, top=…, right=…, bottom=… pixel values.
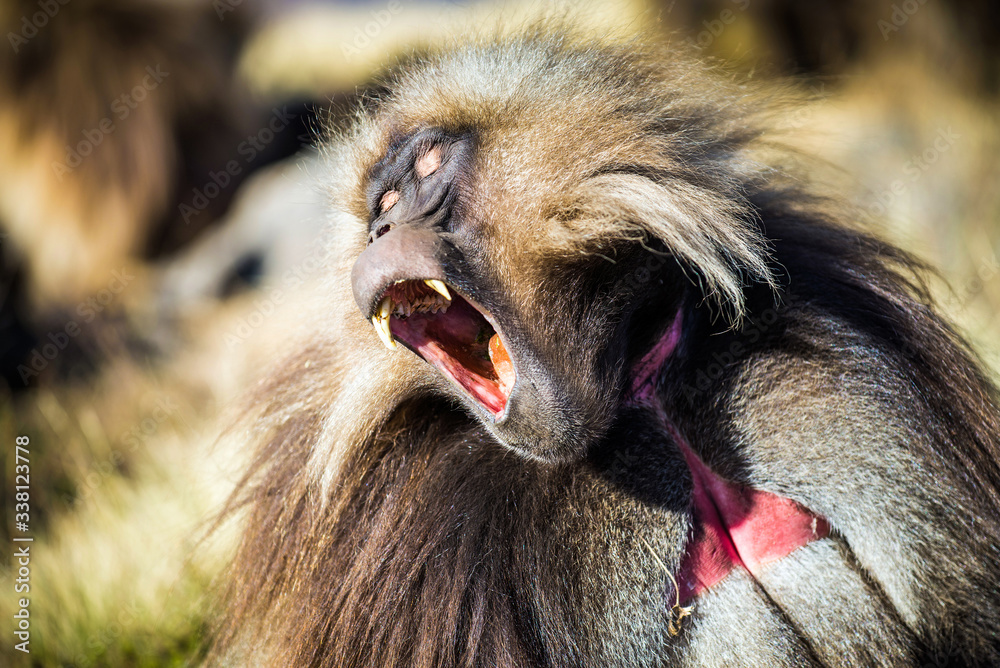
left=214, top=29, right=1000, bottom=667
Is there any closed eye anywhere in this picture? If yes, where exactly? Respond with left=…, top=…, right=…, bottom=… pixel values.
left=380, top=190, right=400, bottom=213
left=415, top=145, right=443, bottom=179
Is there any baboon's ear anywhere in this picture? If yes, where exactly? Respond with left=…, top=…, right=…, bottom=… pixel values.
left=565, top=172, right=776, bottom=321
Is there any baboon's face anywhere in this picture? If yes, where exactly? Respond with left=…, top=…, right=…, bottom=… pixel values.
left=349, top=114, right=683, bottom=462
left=342, top=44, right=764, bottom=462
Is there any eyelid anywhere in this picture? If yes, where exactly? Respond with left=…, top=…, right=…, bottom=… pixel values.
left=414, top=144, right=443, bottom=179
left=379, top=189, right=400, bottom=213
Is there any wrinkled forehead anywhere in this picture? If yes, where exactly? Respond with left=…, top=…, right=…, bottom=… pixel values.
left=353, top=48, right=658, bottom=189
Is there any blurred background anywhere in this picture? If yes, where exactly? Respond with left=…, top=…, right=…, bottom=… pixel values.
left=1, top=0, right=997, bottom=664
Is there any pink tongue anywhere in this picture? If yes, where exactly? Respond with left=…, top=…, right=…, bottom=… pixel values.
left=674, top=436, right=830, bottom=602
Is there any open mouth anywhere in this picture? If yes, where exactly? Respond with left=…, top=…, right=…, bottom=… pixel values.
left=370, top=279, right=515, bottom=419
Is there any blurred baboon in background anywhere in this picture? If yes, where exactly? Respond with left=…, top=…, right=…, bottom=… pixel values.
left=215, top=29, right=1000, bottom=668
left=1, top=0, right=241, bottom=304
left=0, top=0, right=319, bottom=386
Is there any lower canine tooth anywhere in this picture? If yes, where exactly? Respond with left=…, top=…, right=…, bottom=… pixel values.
left=424, top=279, right=451, bottom=301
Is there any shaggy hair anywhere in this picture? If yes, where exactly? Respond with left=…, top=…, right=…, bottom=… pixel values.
left=212, top=29, right=1000, bottom=667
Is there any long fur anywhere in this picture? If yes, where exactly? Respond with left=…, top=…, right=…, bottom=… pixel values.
left=213, top=30, right=1000, bottom=667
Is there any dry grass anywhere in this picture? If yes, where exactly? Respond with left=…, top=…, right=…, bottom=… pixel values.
left=0, top=288, right=316, bottom=665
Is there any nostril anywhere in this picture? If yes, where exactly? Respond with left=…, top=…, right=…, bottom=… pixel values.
left=368, top=223, right=394, bottom=246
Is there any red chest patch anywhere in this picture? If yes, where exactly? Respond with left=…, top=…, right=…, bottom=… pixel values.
left=674, top=436, right=830, bottom=602
left=628, top=311, right=830, bottom=602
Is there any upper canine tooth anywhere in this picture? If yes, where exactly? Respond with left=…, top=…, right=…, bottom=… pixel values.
left=424, top=279, right=451, bottom=301
left=372, top=314, right=396, bottom=349
left=379, top=297, right=393, bottom=320
left=372, top=297, right=396, bottom=349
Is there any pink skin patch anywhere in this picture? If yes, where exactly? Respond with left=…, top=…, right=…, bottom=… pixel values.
left=672, top=426, right=830, bottom=601
left=415, top=146, right=442, bottom=179
left=380, top=190, right=400, bottom=212
left=629, top=311, right=830, bottom=603
left=629, top=310, right=684, bottom=403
